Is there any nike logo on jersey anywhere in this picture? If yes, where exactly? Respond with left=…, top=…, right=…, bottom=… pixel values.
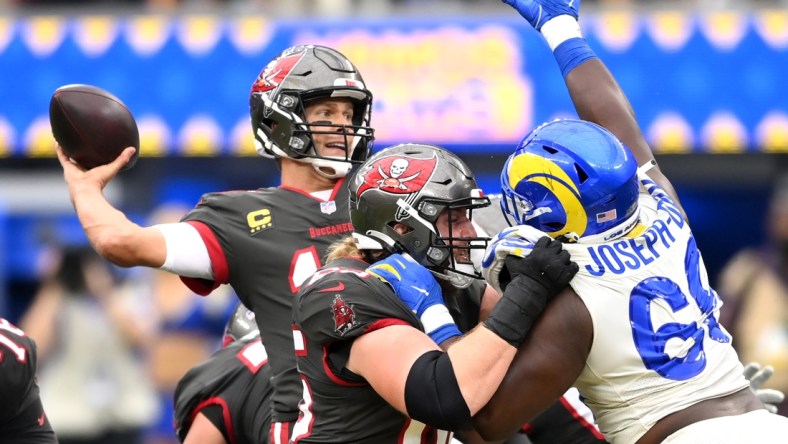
left=319, top=282, right=345, bottom=293
left=37, top=413, right=45, bottom=426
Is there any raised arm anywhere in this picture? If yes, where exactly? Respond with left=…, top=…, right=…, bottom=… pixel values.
left=566, top=60, right=684, bottom=212
left=504, top=0, right=685, bottom=213
left=57, top=146, right=166, bottom=267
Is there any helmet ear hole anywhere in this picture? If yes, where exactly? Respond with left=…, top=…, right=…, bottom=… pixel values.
left=575, top=164, right=589, bottom=183
left=388, top=220, right=411, bottom=235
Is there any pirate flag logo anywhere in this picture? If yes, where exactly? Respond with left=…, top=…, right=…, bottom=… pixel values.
left=356, top=154, right=438, bottom=198
left=250, top=49, right=305, bottom=94
left=331, top=295, right=356, bottom=335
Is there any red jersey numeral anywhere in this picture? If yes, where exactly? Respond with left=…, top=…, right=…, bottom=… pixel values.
left=289, top=246, right=321, bottom=293
left=0, top=319, right=27, bottom=363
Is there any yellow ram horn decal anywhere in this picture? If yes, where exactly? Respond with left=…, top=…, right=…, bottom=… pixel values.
left=507, top=152, right=587, bottom=238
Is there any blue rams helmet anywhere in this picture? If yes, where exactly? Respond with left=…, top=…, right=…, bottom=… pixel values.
left=500, top=119, right=640, bottom=242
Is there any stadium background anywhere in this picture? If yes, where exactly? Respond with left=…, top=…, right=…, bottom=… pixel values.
left=0, top=0, right=786, bottom=322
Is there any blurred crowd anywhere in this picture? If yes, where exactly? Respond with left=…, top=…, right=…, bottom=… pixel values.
left=17, top=203, right=236, bottom=444
left=719, top=174, right=788, bottom=417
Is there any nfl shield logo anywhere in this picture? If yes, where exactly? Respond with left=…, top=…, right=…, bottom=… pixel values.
left=320, top=201, right=337, bottom=215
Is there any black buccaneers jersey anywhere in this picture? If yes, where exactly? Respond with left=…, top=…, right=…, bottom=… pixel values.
left=292, top=257, right=456, bottom=443
left=174, top=338, right=273, bottom=444
left=180, top=179, right=352, bottom=423
left=0, top=318, right=57, bottom=443
left=523, top=393, right=606, bottom=444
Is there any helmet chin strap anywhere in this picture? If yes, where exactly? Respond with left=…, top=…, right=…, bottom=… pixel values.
left=254, top=105, right=360, bottom=180
left=430, top=264, right=475, bottom=289
left=310, top=157, right=352, bottom=179
left=447, top=264, right=477, bottom=289
left=308, top=128, right=364, bottom=179
left=435, top=246, right=486, bottom=289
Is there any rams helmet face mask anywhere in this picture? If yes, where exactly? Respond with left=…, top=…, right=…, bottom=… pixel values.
left=223, top=303, right=260, bottom=347
left=349, top=143, right=490, bottom=287
left=501, top=119, right=640, bottom=243
left=249, top=45, right=375, bottom=178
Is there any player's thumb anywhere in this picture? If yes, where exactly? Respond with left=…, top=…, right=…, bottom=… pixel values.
left=97, top=146, right=136, bottom=182
left=111, top=146, right=137, bottom=170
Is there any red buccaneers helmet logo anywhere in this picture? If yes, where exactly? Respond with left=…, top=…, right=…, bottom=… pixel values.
left=251, top=52, right=305, bottom=94
left=356, top=155, right=438, bottom=197
left=331, top=295, right=356, bottom=335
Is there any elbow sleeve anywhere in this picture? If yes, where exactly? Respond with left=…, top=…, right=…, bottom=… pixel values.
left=404, top=350, right=471, bottom=431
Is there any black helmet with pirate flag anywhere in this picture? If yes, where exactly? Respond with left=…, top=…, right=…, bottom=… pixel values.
left=249, top=45, right=375, bottom=179
left=348, top=143, right=490, bottom=287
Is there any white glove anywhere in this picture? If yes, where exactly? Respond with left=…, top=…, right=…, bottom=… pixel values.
left=743, top=362, right=785, bottom=414
left=481, top=225, right=548, bottom=295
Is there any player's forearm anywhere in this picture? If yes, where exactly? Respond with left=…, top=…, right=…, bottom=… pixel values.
left=539, top=14, right=653, bottom=169
left=448, top=326, right=517, bottom=414
left=478, top=285, right=500, bottom=322
left=438, top=335, right=461, bottom=351
left=565, top=60, right=649, bottom=161
left=71, top=183, right=164, bottom=267
left=565, top=59, right=686, bottom=215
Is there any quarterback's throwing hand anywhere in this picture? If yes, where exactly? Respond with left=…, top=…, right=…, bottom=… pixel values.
left=502, top=0, right=580, bottom=30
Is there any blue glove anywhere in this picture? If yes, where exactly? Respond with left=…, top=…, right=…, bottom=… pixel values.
left=367, top=253, right=461, bottom=345
left=502, top=0, right=580, bottom=31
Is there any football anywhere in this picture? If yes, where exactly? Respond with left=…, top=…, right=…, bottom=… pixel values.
left=49, top=84, right=140, bottom=170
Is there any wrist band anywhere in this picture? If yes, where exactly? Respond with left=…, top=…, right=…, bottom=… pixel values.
left=429, top=323, right=462, bottom=345
left=540, top=15, right=582, bottom=50
left=421, top=304, right=461, bottom=344
left=553, top=37, right=599, bottom=78
left=420, top=304, right=455, bottom=333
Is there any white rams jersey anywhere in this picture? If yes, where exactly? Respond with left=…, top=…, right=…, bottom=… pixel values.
left=566, top=177, right=748, bottom=443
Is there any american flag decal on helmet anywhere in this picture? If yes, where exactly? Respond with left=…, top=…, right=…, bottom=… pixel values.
left=596, top=209, right=618, bottom=223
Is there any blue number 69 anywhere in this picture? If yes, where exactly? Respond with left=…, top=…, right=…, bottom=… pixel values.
left=629, top=235, right=729, bottom=381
